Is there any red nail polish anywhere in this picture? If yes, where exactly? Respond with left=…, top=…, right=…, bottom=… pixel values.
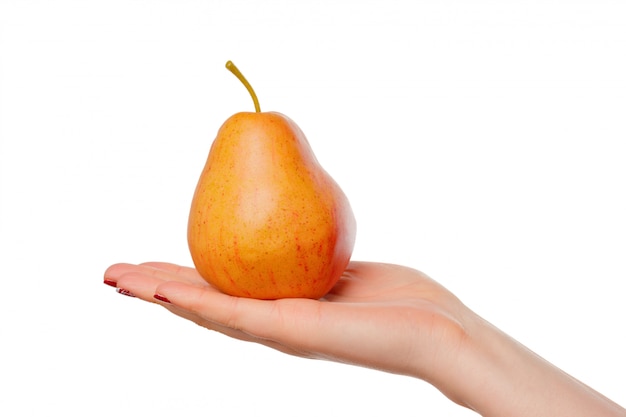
left=154, top=294, right=171, bottom=303
left=104, top=279, right=117, bottom=288
left=117, top=288, right=136, bottom=297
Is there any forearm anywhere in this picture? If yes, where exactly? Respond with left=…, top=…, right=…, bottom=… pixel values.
left=438, top=315, right=625, bottom=417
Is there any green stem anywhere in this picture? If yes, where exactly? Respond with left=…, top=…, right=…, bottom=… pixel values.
left=225, top=61, right=261, bottom=113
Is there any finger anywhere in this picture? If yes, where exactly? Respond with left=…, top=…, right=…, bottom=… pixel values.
left=139, top=262, right=204, bottom=284
left=104, top=262, right=208, bottom=287
left=154, top=280, right=326, bottom=349
left=104, top=263, right=141, bottom=283
left=162, top=303, right=315, bottom=359
left=106, top=264, right=318, bottom=358
left=113, top=271, right=169, bottom=303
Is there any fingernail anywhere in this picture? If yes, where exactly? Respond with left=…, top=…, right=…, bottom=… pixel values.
left=104, top=279, right=117, bottom=288
left=154, top=294, right=171, bottom=303
left=116, top=288, right=136, bottom=297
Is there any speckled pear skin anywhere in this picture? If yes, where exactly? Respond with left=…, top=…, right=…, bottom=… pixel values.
left=187, top=111, right=356, bottom=299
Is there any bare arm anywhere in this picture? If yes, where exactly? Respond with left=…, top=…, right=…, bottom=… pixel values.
left=446, top=315, right=625, bottom=416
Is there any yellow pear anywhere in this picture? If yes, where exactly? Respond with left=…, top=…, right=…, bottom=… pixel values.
left=187, top=61, right=356, bottom=299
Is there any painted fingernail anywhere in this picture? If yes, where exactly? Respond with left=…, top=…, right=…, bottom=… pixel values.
left=154, top=294, right=171, bottom=303
left=104, top=279, right=117, bottom=288
left=116, top=288, right=136, bottom=297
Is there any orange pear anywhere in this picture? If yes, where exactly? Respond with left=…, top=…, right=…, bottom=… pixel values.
left=187, top=61, right=356, bottom=299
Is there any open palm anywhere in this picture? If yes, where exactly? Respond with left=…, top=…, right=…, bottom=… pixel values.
left=105, top=261, right=471, bottom=381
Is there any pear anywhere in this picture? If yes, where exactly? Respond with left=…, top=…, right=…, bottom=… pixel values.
left=187, top=61, right=356, bottom=299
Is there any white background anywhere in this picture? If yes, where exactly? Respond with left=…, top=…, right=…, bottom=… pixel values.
left=1, top=1, right=625, bottom=416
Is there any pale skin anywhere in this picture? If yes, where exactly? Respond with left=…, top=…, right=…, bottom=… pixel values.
left=104, top=261, right=626, bottom=416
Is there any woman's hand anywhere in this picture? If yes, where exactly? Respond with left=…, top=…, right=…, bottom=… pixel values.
left=104, top=261, right=471, bottom=384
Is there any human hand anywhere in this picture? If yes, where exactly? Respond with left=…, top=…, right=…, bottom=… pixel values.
left=103, top=261, right=471, bottom=390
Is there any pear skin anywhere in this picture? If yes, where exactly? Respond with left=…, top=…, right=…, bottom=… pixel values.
left=188, top=111, right=356, bottom=299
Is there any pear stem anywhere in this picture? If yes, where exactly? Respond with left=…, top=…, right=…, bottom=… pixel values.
left=225, top=61, right=261, bottom=113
